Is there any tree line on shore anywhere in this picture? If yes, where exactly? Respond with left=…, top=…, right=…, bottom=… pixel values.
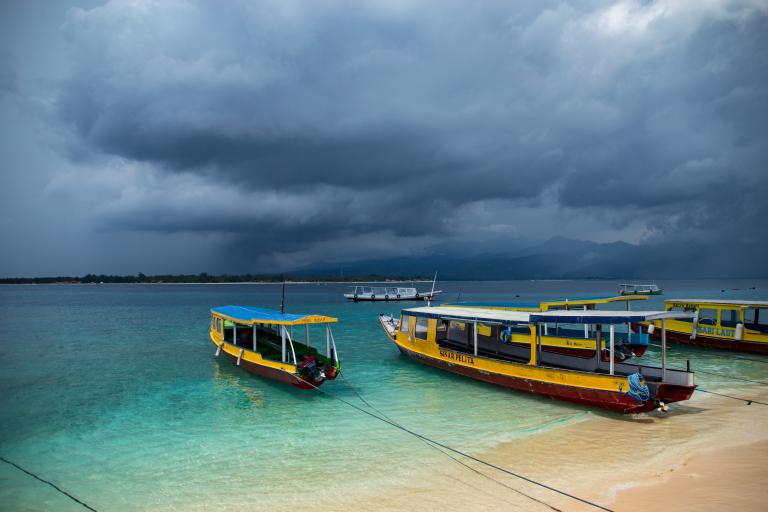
left=0, top=272, right=429, bottom=284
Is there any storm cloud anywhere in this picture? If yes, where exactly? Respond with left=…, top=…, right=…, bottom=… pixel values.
left=1, top=0, right=767, bottom=275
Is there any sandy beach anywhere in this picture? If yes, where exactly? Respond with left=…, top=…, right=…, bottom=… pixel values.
left=320, top=385, right=768, bottom=512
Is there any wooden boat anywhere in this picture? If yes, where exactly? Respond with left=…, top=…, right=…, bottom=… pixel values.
left=344, top=285, right=442, bottom=302
left=437, top=295, right=650, bottom=362
left=619, top=283, right=663, bottom=295
left=379, top=306, right=696, bottom=413
left=639, top=299, right=768, bottom=354
left=210, top=306, right=341, bottom=388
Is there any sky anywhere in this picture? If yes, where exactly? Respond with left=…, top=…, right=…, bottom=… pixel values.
left=0, top=0, right=766, bottom=277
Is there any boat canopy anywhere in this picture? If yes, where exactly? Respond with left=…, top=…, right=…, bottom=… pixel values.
left=403, top=306, right=692, bottom=325
left=211, top=306, right=338, bottom=325
left=528, top=310, right=692, bottom=324
left=667, top=299, right=768, bottom=308
left=446, top=295, right=647, bottom=310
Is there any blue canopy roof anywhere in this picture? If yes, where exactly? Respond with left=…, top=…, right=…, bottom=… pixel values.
left=211, top=306, right=337, bottom=325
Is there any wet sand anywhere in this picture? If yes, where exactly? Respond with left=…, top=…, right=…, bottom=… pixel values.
left=322, top=386, right=768, bottom=512
left=609, top=440, right=768, bottom=512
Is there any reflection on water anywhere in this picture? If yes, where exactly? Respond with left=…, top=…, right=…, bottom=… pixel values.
left=0, top=279, right=766, bottom=511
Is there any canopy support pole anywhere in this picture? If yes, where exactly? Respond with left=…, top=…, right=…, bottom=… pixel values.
left=609, top=324, right=615, bottom=375
left=306, top=324, right=310, bottom=346
left=233, top=323, right=237, bottom=346
left=584, top=306, right=588, bottom=338
left=253, top=324, right=257, bottom=352
left=662, top=319, right=667, bottom=381
left=473, top=321, right=478, bottom=356
left=326, top=325, right=331, bottom=357
left=528, top=325, right=537, bottom=366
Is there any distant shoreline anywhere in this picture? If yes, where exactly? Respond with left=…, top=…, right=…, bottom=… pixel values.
left=0, top=276, right=434, bottom=285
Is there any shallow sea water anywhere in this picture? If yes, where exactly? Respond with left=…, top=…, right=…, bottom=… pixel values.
left=0, top=279, right=766, bottom=511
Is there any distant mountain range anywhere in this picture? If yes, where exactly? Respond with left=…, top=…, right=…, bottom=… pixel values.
left=298, top=236, right=766, bottom=279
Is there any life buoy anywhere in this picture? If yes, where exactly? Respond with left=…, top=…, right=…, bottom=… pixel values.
left=396, top=294, right=401, bottom=299
left=370, top=294, right=376, bottom=300
left=415, top=293, right=420, bottom=299
left=385, top=295, right=390, bottom=300
left=500, top=328, right=512, bottom=344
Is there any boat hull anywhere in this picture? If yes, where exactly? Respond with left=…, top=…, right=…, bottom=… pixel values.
left=345, top=294, right=437, bottom=302
left=639, top=324, right=768, bottom=354
left=214, top=341, right=324, bottom=389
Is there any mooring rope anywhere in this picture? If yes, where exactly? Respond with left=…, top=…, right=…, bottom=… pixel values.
left=696, top=389, right=768, bottom=406
left=0, top=457, right=99, bottom=511
left=298, top=373, right=613, bottom=512
left=338, top=372, right=563, bottom=512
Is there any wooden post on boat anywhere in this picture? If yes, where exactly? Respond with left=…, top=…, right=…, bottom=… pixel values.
left=473, top=320, right=478, bottom=356
left=528, top=325, right=537, bottom=365
left=661, top=319, right=667, bottom=380
left=253, top=324, right=257, bottom=352
left=609, top=324, right=615, bottom=375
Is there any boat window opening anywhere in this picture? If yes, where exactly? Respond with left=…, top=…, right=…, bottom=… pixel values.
left=446, top=321, right=470, bottom=347
left=720, top=309, right=742, bottom=328
left=698, top=308, right=718, bottom=326
left=233, top=323, right=254, bottom=349
left=436, top=320, right=449, bottom=341
left=477, top=323, right=492, bottom=337
left=668, top=306, right=694, bottom=322
left=400, top=315, right=411, bottom=333
left=744, top=308, right=768, bottom=333
left=414, top=318, right=429, bottom=339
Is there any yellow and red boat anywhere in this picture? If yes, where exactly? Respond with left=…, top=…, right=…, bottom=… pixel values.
left=640, top=299, right=768, bottom=354
left=442, top=295, right=650, bottom=362
left=380, top=306, right=696, bottom=413
left=210, top=306, right=341, bottom=388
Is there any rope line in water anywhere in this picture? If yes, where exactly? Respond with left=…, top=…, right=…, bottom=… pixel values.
left=338, top=372, right=563, bottom=512
left=298, top=373, right=613, bottom=512
left=0, top=457, right=99, bottom=512
left=696, top=389, right=768, bottom=406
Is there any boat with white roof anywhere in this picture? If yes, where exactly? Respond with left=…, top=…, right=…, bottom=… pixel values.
left=639, top=299, right=768, bottom=353
left=379, top=306, right=696, bottom=413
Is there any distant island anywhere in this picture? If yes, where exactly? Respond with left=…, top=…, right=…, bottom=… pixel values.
left=0, top=272, right=431, bottom=285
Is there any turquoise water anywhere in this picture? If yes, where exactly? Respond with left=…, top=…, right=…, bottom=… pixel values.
left=1, top=280, right=766, bottom=511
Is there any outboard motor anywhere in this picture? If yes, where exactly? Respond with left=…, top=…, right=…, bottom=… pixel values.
left=300, top=356, right=326, bottom=383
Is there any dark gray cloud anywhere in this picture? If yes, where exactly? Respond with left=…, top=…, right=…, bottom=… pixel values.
left=1, top=0, right=767, bottom=275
